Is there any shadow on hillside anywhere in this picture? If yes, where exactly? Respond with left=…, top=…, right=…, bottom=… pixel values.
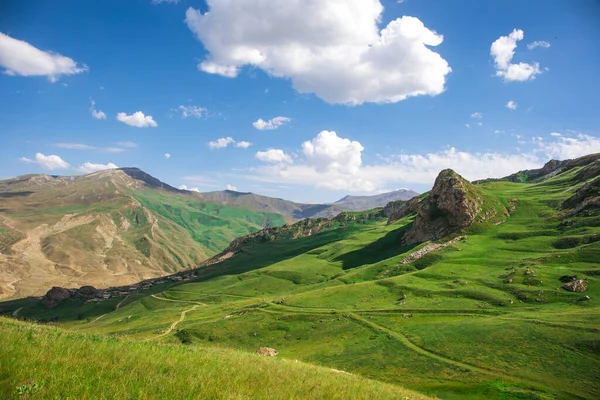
left=335, top=224, right=416, bottom=269
left=0, top=227, right=360, bottom=322
left=0, top=191, right=34, bottom=198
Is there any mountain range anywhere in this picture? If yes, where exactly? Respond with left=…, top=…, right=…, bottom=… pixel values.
left=0, top=168, right=417, bottom=299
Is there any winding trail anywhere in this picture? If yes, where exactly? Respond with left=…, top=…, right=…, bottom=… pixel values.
left=12, top=307, right=23, bottom=317
left=145, top=305, right=199, bottom=341
left=150, top=294, right=207, bottom=306
left=91, top=295, right=130, bottom=323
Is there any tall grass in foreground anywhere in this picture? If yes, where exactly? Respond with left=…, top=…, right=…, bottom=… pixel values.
left=0, top=317, right=433, bottom=400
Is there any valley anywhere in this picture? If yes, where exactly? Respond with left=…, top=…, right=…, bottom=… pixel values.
left=2, top=155, right=599, bottom=399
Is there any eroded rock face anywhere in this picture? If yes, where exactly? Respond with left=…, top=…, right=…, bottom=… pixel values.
left=562, top=280, right=587, bottom=293
left=42, top=286, right=73, bottom=308
left=400, top=169, right=506, bottom=245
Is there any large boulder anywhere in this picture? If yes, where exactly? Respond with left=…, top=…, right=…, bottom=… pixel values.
left=78, top=285, right=99, bottom=297
left=401, top=169, right=507, bottom=245
left=563, top=280, right=587, bottom=293
left=42, top=286, right=73, bottom=308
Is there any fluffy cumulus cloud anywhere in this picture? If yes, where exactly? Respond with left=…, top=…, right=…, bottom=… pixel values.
left=20, top=153, right=70, bottom=170
left=175, top=105, right=206, bottom=118
left=208, top=137, right=235, bottom=149
left=238, top=130, right=600, bottom=193
left=78, top=162, right=118, bottom=174
left=471, top=112, right=483, bottom=119
left=225, top=184, right=238, bottom=191
left=90, top=99, right=106, bottom=120
left=255, top=149, right=293, bottom=164
left=491, top=29, right=542, bottom=82
left=116, top=111, right=157, bottom=128
left=302, top=130, right=363, bottom=174
left=0, top=32, right=88, bottom=82
left=507, top=100, right=517, bottom=110
left=527, top=41, right=550, bottom=50
left=252, top=117, right=291, bottom=130
left=185, top=0, right=451, bottom=105
left=164, top=153, right=171, bottom=159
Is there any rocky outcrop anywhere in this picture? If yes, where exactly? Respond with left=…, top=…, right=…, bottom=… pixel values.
left=78, top=286, right=99, bottom=297
left=562, top=280, right=587, bottom=293
left=257, top=347, right=278, bottom=356
left=42, top=286, right=74, bottom=308
left=386, top=197, right=420, bottom=224
left=400, top=169, right=507, bottom=245
left=562, top=176, right=600, bottom=217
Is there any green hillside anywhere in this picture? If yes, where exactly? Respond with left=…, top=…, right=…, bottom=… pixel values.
left=0, top=317, right=432, bottom=400
left=2, top=155, right=599, bottom=399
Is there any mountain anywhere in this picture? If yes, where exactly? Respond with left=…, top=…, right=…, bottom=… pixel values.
left=188, top=188, right=418, bottom=219
left=0, top=168, right=287, bottom=299
left=189, top=189, right=338, bottom=220
left=333, top=189, right=419, bottom=211
left=3, top=153, right=599, bottom=399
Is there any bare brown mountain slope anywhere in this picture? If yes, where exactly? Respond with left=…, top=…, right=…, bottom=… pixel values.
left=0, top=169, right=284, bottom=299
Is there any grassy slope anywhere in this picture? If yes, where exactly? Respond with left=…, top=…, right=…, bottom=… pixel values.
left=4, top=167, right=600, bottom=399
left=0, top=317, right=432, bottom=400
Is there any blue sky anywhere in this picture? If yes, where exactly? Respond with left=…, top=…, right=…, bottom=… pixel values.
left=1, top=0, right=599, bottom=203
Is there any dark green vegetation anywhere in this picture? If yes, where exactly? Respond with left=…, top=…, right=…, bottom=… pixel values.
left=2, top=154, right=599, bottom=399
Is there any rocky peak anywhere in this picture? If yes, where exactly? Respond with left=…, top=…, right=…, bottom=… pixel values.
left=400, top=169, right=506, bottom=245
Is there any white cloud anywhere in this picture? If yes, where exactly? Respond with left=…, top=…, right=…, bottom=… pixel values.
left=550, top=132, right=562, bottom=137
left=302, top=130, right=363, bottom=174
left=491, top=29, right=542, bottom=82
left=54, top=143, right=96, bottom=150
left=19, top=153, right=70, bottom=170
left=255, top=149, right=293, bottom=164
left=152, top=0, right=179, bottom=3
left=225, top=184, right=238, bottom=191
left=465, top=124, right=471, bottom=129
left=478, top=122, right=483, bottom=126
left=527, top=41, right=550, bottom=50
left=78, top=162, right=118, bottom=174
left=235, top=129, right=600, bottom=193
left=507, top=100, right=517, bottom=110
left=252, top=117, right=291, bottom=130
left=104, top=147, right=126, bottom=153
left=90, top=99, right=106, bottom=120
left=235, top=141, right=252, bottom=149
left=208, top=137, right=235, bottom=149
left=471, top=112, right=483, bottom=119
left=185, top=1, right=451, bottom=105
left=117, top=141, right=137, bottom=148
left=178, top=184, right=200, bottom=192
left=116, top=111, right=158, bottom=128
left=164, top=153, right=171, bottom=159
left=174, top=105, right=207, bottom=118
left=538, top=133, right=600, bottom=160
left=0, top=32, right=88, bottom=82
left=91, top=109, right=107, bottom=120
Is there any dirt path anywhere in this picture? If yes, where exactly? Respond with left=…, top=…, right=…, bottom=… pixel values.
left=145, top=305, right=199, bottom=341
left=12, top=307, right=23, bottom=317
left=150, top=294, right=207, bottom=306
left=91, top=295, right=130, bottom=323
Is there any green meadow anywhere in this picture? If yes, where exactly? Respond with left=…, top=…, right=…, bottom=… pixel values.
left=2, top=164, right=600, bottom=399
